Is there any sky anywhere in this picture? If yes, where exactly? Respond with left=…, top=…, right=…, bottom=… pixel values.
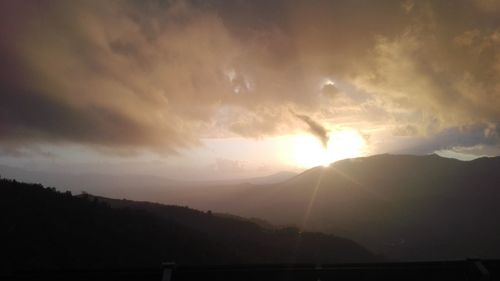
left=0, top=0, right=499, bottom=180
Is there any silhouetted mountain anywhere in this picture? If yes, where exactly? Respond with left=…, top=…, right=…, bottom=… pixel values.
left=0, top=178, right=376, bottom=272
left=189, top=154, right=500, bottom=261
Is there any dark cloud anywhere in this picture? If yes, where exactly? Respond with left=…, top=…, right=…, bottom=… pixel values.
left=392, top=123, right=500, bottom=155
left=292, top=111, right=329, bottom=148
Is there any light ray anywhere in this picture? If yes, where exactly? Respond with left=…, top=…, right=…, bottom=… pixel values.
left=300, top=167, right=327, bottom=231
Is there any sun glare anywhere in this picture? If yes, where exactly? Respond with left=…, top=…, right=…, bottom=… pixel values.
left=289, top=129, right=366, bottom=168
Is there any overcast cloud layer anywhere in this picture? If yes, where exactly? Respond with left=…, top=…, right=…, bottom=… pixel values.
left=0, top=0, right=499, bottom=156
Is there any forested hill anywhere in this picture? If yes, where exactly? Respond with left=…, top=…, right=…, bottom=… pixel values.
left=0, top=178, right=377, bottom=271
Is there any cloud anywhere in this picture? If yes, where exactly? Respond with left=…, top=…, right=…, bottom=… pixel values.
left=291, top=111, right=329, bottom=148
left=473, top=0, right=500, bottom=12
left=393, top=125, right=420, bottom=137
left=0, top=0, right=325, bottom=154
left=352, top=2, right=500, bottom=136
left=320, top=82, right=341, bottom=98
left=0, top=0, right=499, bottom=156
left=390, top=124, right=500, bottom=155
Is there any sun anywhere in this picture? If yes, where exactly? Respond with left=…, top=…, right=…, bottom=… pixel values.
left=289, top=129, right=366, bottom=168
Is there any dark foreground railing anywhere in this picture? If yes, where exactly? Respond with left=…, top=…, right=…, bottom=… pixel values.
left=3, top=259, right=499, bottom=281
left=164, top=259, right=499, bottom=281
left=1, top=268, right=162, bottom=281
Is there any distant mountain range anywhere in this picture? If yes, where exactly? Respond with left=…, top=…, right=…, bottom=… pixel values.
left=0, top=178, right=376, bottom=271
left=185, top=154, right=500, bottom=261
left=3, top=154, right=500, bottom=263
left=0, top=164, right=297, bottom=201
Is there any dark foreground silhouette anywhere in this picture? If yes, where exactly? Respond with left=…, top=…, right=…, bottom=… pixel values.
left=2, top=260, right=499, bottom=281
left=0, top=178, right=376, bottom=273
left=3, top=177, right=500, bottom=280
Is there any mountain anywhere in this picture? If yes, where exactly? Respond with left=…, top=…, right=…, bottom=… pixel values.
left=0, top=178, right=376, bottom=272
left=186, top=154, right=500, bottom=261
left=0, top=164, right=185, bottom=200
left=0, top=164, right=296, bottom=203
left=228, top=171, right=298, bottom=185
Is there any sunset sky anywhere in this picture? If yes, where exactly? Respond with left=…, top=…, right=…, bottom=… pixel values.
left=1, top=0, right=499, bottom=180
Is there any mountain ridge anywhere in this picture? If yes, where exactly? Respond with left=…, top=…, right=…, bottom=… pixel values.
left=187, top=154, right=500, bottom=261
left=0, top=177, right=377, bottom=271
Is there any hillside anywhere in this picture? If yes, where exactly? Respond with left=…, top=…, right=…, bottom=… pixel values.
left=188, top=154, right=500, bottom=260
left=0, top=178, right=376, bottom=272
